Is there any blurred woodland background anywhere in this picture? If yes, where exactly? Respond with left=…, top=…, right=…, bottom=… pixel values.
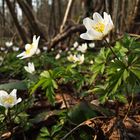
left=0, top=0, right=140, bottom=48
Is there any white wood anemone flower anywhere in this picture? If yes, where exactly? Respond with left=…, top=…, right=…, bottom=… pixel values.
left=76, top=54, right=85, bottom=64
left=73, top=41, right=79, bottom=48
left=67, top=54, right=84, bottom=64
left=5, top=41, right=13, bottom=47
left=24, top=62, right=35, bottom=74
left=0, top=89, right=22, bottom=109
left=77, top=43, right=87, bottom=53
left=80, top=12, right=114, bottom=40
left=17, top=35, right=40, bottom=59
left=67, top=54, right=77, bottom=62
left=55, top=53, right=61, bottom=60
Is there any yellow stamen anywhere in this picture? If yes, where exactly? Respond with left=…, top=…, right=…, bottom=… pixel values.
left=25, top=44, right=33, bottom=55
left=2, top=96, right=14, bottom=104
left=93, top=22, right=105, bottom=33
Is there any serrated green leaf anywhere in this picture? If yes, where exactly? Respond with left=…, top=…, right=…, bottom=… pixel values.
left=40, top=71, right=50, bottom=78
left=40, top=127, right=50, bottom=137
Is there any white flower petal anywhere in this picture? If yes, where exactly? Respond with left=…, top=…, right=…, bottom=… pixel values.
left=55, top=53, right=61, bottom=59
left=83, top=17, right=95, bottom=30
left=73, top=42, right=78, bottom=48
left=4, top=104, right=11, bottom=109
left=109, top=16, right=114, bottom=27
left=10, top=89, right=17, bottom=98
left=89, top=43, right=95, bottom=48
left=87, top=30, right=103, bottom=40
left=24, top=66, right=31, bottom=73
left=93, top=12, right=104, bottom=23
left=33, top=35, right=37, bottom=42
left=17, top=52, right=26, bottom=58
left=103, top=12, right=109, bottom=23
left=0, top=90, right=8, bottom=97
left=80, top=32, right=93, bottom=40
left=15, top=98, right=22, bottom=104
left=103, top=23, right=113, bottom=35
left=25, top=44, right=31, bottom=50
left=20, top=55, right=29, bottom=59
left=36, top=36, right=40, bottom=43
left=36, top=48, right=41, bottom=54
left=24, top=62, right=35, bottom=74
left=33, top=36, right=40, bottom=48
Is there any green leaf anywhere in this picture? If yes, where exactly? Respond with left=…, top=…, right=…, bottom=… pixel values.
left=130, top=67, right=140, bottom=79
left=123, top=69, right=129, bottom=81
left=51, top=124, right=63, bottom=136
left=40, top=127, right=50, bottom=137
left=46, top=87, right=55, bottom=105
left=0, top=80, right=27, bottom=90
left=115, top=93, right=127, bottom=103
left=31, top=78, right=46, bottom=94
left=68, top=101, right=99, bottom=124
left=52, top=80, right=58, bottom=89
left=40, top=71, right=51, bottom=78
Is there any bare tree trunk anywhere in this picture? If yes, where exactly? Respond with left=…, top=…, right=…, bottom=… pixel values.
left=5, top=0, right=28, bottom=44
left=16, top=0, right=47, bottom=41
left=48, top=0, right=56, bottom=38
left=2, top=0, right=5, bottom=26
left=84, top=0, right=94, bottom=17
left=52, top=0, right=57, bottom=34
left=27, top=0, right=32, bottom=8
left=57, top=0, right=62, bottom=26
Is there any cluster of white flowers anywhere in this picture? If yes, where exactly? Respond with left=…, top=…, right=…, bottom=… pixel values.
left=0, top=36, right=40, bottom=109
left=67, top=54, right=84, bottom=64
left=5, top=41, right=20, bottom=52
left=67, top=42, right=87, bottom=64
left=0, top=12, right=114, bottom=109
left=77, top=43, right=87, bottom=53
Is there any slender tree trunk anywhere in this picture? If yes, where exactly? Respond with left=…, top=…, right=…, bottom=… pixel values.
left=16, top=0, right=47, bottom=41
left=5, top=0, right=28, bottom=44
left=2, top=0, right=5, bottom=26
left=57, top=0, right=62, bottom=26
left=27, top=0, right=32, bottom=8
left=84, top=0, right=94, bottom=17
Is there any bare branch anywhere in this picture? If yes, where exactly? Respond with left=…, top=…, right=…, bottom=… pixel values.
left=47, top=24, right=85, bottom=49
left=60, top=0, right=74, bottom=32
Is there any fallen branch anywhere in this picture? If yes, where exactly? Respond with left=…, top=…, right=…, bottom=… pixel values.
left=47, top=24, right=85, bottom=49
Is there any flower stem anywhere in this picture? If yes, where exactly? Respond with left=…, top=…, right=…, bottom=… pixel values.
left=5, top=109, right=13, bottom=139
left=104, top=39, right=120, bottom=61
